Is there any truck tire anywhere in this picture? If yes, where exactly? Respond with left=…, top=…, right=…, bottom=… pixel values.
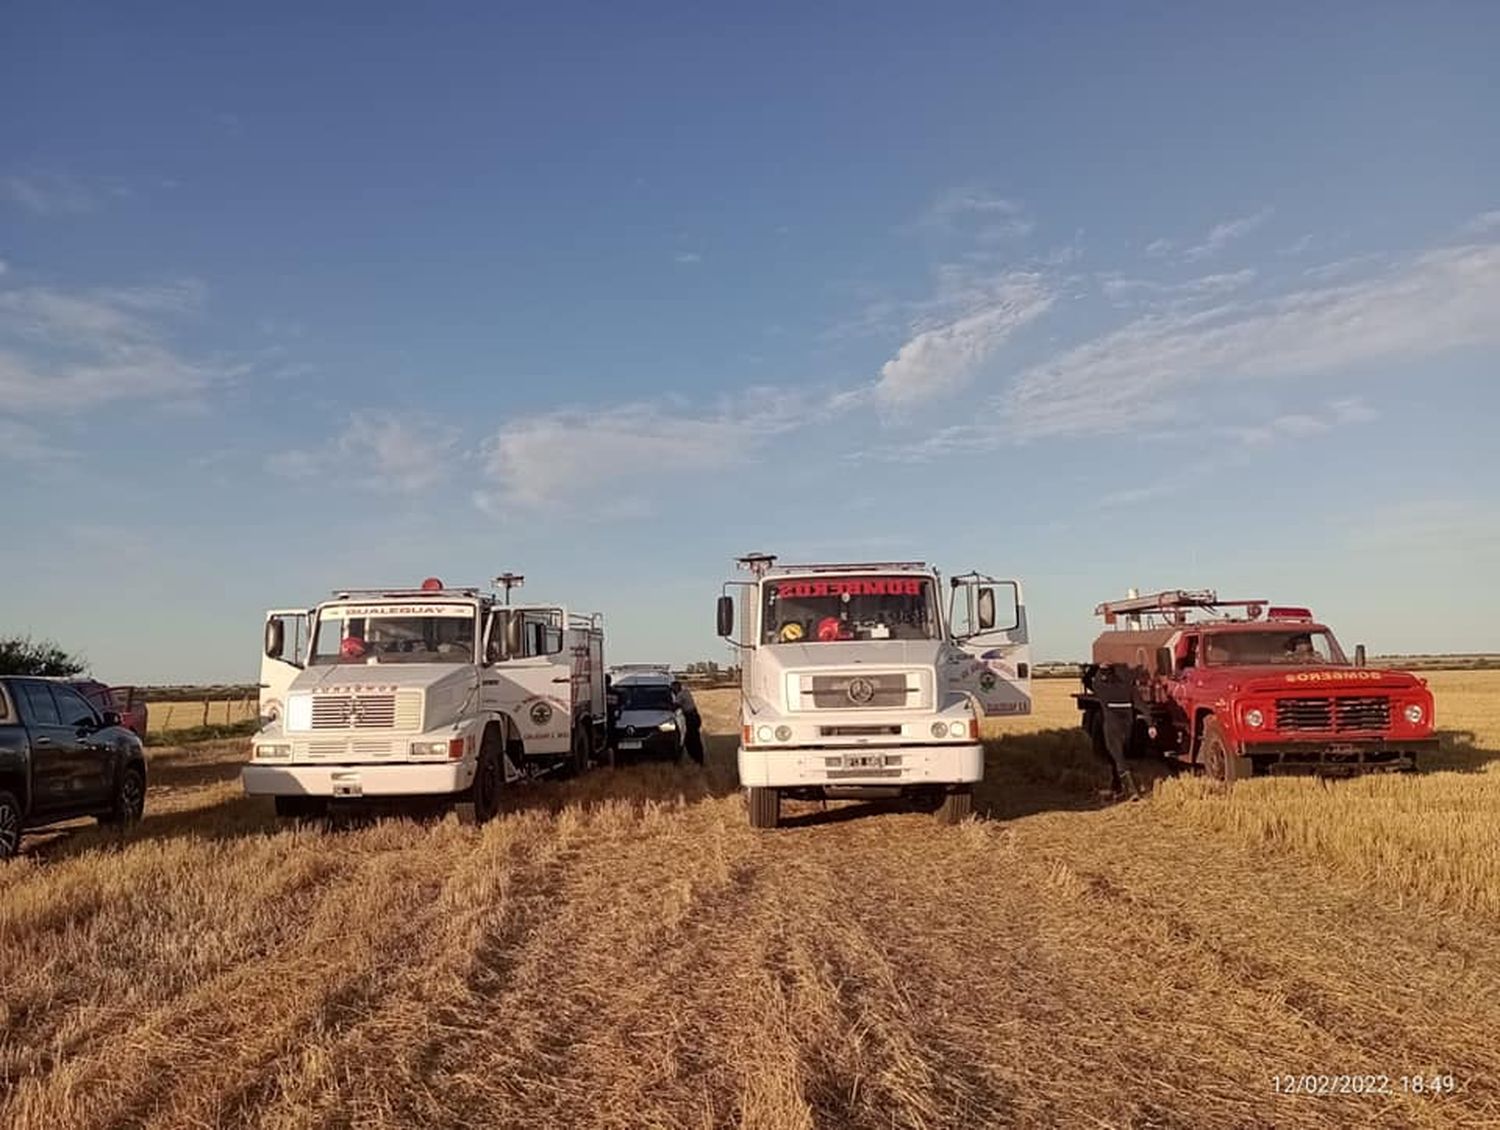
left=0, top=790, right=22, bottom=860
left=1198, top=717, right=1243, bottom=785
left=569, top=723, right=591, bottom=777
left=746, top=787, right=780, bottom=829
left=935, top=785, right=974, bottom=824
left=99, top=764, right=145, bottom=827
left=457, top=726, right=503, bottom=825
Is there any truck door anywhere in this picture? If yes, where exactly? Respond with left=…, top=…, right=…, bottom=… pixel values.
left=946, top=574, right=1032, bottom=716
left=260, top=609, right=310, bottom=726
left=486, top=606, right=571, bottom=756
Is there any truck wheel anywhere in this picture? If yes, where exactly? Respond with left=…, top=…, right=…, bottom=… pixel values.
left=0, top=790, right=22, bottom=860
left=746, top=787, right=780, bottom=829
left=1199, top=717, right=1242, bottom=784
left=935, top=785, right=974, bottom=824
left=99, top=765, right=145, bottom=827
left=457, top=727, right=503, bottom=825
left=569, top=724, right=592, bottom=777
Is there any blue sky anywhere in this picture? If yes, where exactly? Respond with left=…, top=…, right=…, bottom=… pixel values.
left=2, top=2, right=1497, bottom=683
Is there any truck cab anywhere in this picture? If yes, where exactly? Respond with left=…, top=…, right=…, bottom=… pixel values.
left=1077, top=590, right=1437, bottom=782
left=716, top=555, right=1030, bottom=828
left=246, top=576, right=605, bottom=822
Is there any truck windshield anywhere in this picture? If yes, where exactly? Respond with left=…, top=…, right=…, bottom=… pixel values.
left=309, top=605, right=476, bottom=665
left=762, top=576, right=938, bottom=643
left=1201, top=629, right=1345, bottom=666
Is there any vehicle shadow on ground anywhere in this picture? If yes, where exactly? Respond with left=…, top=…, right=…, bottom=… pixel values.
left=1425, top=731, right=1500, bottom=774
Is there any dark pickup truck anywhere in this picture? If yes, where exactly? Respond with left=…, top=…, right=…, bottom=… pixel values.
left=0, top=675, right=147, bottom=859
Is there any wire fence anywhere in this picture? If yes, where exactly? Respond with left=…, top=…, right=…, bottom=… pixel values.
left=147, top=696, right=260, bottom=734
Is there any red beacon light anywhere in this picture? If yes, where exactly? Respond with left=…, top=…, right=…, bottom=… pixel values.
left=1267, top=606, right=1313, bottom=621
left=421, top=577, right=445, bottom=592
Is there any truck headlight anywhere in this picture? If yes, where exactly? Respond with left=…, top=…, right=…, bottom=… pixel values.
left=1245, top=708, right=1265, bottom=729
left=255, top=743, right=291, bottom=760
left=756, top=725, right=774, bottom=743
left=775, top=725, right=792, bottom=742
left=658, top=720, right=678, bottom=732
left=950, top=720, right=971, bottom=738
left=931, top=721, right=947, bottom=738
left=1403, top=704, right=1424, bottom=724
left=410, top=740, right=450, bottom=757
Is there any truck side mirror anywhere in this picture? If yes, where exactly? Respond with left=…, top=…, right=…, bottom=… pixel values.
left=1155, top=646, right=1175, bottom=677
left=264, top=618, right=285, bottom=660
left=976, top=588, right=996, bottom=631
left=504, top=611, right=524, bottom=659
left=716, top=595, right=735, bottom=638
left=101, top=710, right=123, bottom=728
left=1354, top=644, right=1366, bottom=667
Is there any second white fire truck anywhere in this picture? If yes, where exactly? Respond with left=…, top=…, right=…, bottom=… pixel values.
left=717, top=554, right=1031, bottom=828
left=245, top=575, right=605, bottom=822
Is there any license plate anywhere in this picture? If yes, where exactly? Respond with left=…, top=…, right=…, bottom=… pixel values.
left=618, top=740, right=642, bottom=750
left=332, top=776, right=363, bottom=797
left=846, top=755, right=884, bottom=769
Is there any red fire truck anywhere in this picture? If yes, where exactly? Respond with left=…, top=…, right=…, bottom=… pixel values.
left=1075, top=589, right=1437, bottom=789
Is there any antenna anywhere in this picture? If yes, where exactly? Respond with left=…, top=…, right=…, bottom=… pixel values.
left=493, top=572, right=525, bottom=605
left=736, top=552, right=777, bottom=577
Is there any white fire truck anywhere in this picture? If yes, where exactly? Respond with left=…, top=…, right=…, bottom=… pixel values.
left=245, top=575, right=605, bottom=822
left=716, top=555, right=1031, bottom=828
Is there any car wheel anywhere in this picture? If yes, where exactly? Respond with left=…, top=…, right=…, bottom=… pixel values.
left=100, top=765, right=146, bottom=827
left=0, top=790, right=22, bottom=860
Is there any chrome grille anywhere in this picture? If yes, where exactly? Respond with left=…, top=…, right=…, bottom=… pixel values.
left=311, top=694, right=397, bottom=729
left=808, top=674, right=910, bottom=709
left=1276, top=696, right=1390, bottom=732
left=1335, top=696, right=1391, bottom=730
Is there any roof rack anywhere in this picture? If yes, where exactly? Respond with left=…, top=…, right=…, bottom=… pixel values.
left=1094, top=589, right=1277, bottom=627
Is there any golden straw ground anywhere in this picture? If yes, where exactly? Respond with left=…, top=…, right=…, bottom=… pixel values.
left=1, top=673, right=1496, bottom=1127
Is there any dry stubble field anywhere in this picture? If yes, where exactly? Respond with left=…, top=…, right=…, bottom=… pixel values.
left=2, top=672, right=1498, bottom=1129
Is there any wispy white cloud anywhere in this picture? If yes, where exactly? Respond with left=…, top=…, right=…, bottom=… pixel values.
left=1002, top=241, right=1500, bottom=439
left=0, top=279, right=232, bottom=413
left=1224, top=397, right=1377, bottom=446
left=876, top=271, right=1050, bottom=408
left=267, top=413, right=459, bottom=493
left=913, top=187, right=1035, bottom=242
left=3, top=172, right=100, bottom=215
left=1099, top=268, right=1256, bottom=304
left=0, top=259, right=8, bottom=277
left=674, top=251, right=703, bottom=265
left=1463, top=209, right=1500, bottom=235
left=1278, top=234, right=1314, bottom=257
left=1181, top=207, right=1272, bottom=260
left=0, top=418, right=67, bottom=466
left=1144, top=237, right=1175, bottom=258
left=479, top=390, right=810, bottom=510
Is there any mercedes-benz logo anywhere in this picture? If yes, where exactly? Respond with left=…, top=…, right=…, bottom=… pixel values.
left=626, top=725, right=637, bottom=736
left=847, top=677, right=876, bottom=705
left=346, top=700, right=363, bottom=726
left=530, top=701, right=553, bottom=726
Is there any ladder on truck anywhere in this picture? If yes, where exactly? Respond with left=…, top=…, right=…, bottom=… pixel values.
left=1096, top=589, right=1274, bottom=627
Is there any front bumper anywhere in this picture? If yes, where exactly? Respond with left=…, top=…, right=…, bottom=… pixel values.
left=737, top=742, right=983, bottom=788
left=242, top=760, right=476, bottom=798
left=1241, top=737, right=1437, bottom=775
left=613, top=729, right=680, bottom=758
